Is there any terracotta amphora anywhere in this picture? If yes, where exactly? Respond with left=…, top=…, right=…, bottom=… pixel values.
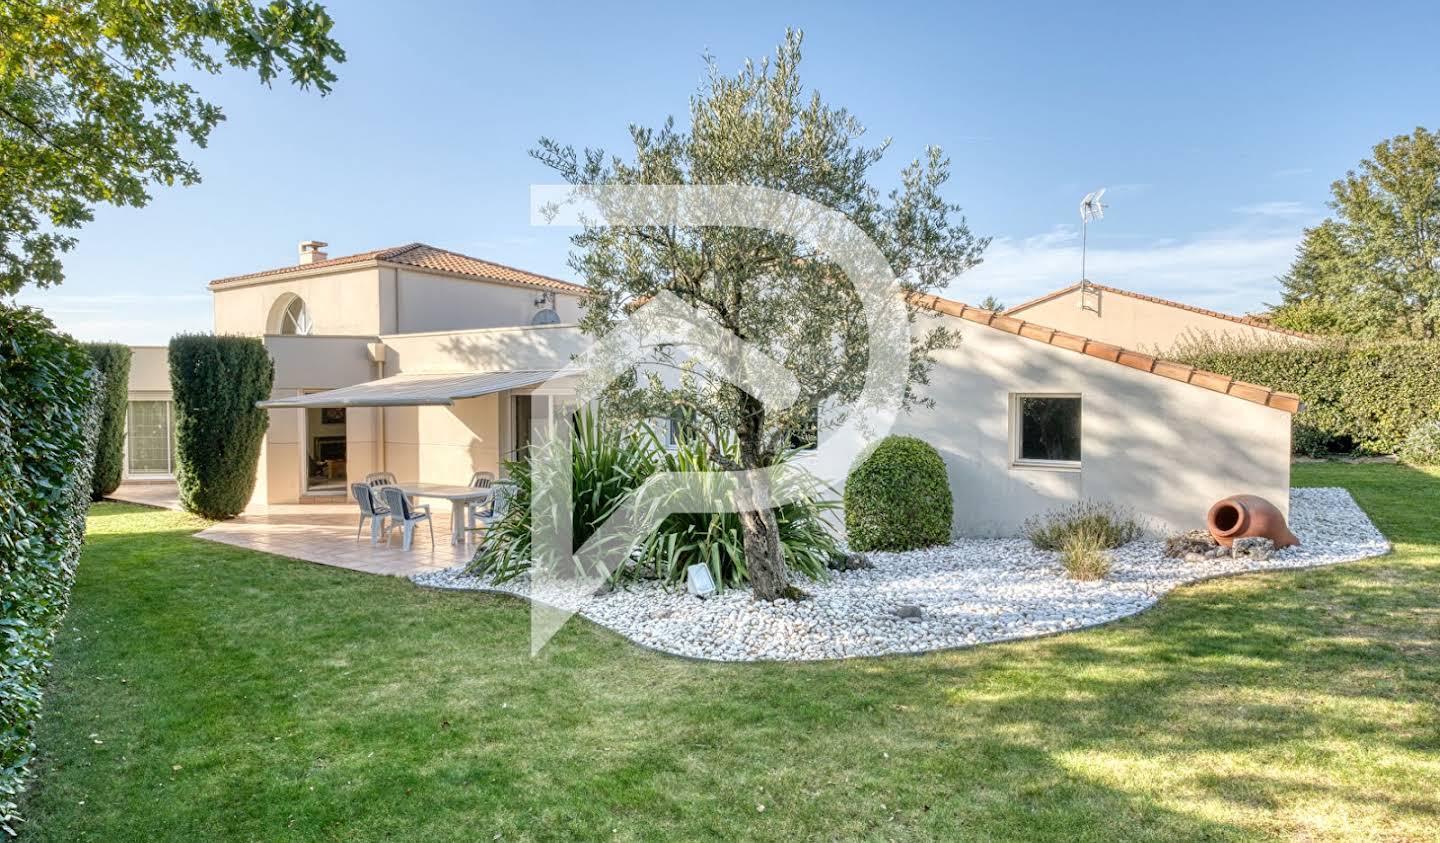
left=1205, top=494, right=1300, bottom=549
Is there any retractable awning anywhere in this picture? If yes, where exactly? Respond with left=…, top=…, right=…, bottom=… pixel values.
left=256, top=370, right=572, bottom=409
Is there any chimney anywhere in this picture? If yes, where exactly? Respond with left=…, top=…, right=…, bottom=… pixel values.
left=298, top=240, right=329, bottom=265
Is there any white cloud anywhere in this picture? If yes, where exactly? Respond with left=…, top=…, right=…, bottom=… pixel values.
left=950, top=226, right=1302, bottom=316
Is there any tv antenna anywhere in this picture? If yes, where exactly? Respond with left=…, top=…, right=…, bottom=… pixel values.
left=1078, top=188, right=1106, bottom=283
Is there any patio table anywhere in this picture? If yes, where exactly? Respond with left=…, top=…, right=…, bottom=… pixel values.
left=395, top=483, right=492, bottom=546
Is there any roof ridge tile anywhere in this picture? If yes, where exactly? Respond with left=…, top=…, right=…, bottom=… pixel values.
left=916, top=295, right=1300, bottom=414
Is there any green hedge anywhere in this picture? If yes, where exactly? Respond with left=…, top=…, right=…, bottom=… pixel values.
left=169, top=335, right=274, bottom=519
left=1171, top=337, right=1440, bottom=456
left=1, top=305, right=104, bottom=834
left=83, top=343, right=132, bottom=501
left=844, top=435, right=953, bottom=552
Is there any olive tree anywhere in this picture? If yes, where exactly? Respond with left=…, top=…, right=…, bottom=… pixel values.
left=532, top=31, right=987, bottom=599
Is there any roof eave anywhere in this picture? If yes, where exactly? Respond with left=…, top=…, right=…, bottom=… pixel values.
left=916, top=294, right=1303, bottom=414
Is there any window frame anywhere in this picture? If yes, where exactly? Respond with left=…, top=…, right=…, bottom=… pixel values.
left=1009, top=392, right=1083, bottom=472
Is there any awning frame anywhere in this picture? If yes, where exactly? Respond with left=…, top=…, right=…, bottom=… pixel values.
left=256, top=369, right=575, bottom=409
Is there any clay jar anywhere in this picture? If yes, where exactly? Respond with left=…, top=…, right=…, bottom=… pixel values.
left=1206, top=494, right=1300, bottom=549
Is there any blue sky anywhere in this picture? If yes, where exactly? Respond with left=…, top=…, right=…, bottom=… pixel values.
left=15, top=0, right=1440, bottom=344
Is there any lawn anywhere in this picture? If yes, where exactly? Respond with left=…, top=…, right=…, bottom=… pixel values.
left=18, top=464, right=1440, bottom=841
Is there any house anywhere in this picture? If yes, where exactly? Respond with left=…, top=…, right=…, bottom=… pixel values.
left=121, top=241, right=589, bottom=505
left=1003, top=281, right=1316, bottom=353
left=896, top=296, right=1297, bottom=535
left=124, top=242, right=1299, bottom=535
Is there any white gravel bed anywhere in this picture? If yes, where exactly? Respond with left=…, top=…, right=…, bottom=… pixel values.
left=412, top=487, right=1389, bottom=662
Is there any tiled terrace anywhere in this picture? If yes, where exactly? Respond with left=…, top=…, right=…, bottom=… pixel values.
left=109, top=482, right=471, bottom=576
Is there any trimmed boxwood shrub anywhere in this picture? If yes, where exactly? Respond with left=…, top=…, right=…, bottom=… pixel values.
left=844, top=435, right=952, bottom=552
left=1399, top=421, right=1440, bottom=466
left=169, top=335, right=274, bottom=519
left=1, top=305, right=104, bottom=834
left=83, top=343, right=132, bottom=501
left=1171, top=335, right=1440, bottom=456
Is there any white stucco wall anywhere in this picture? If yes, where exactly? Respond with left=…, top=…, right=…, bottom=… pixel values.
left=381, top=324, right=588, bottom=374
left=212, top=267, right=384, bottom=337
left=889, top=309, right=1293, bottom=536
left=126, top=346, right=171, bottom=396
left=387, top=267, right=586, bottom=334
left=1010, top=287, right=1311, bottom=353
left=213, top=264, right=586, bottom=339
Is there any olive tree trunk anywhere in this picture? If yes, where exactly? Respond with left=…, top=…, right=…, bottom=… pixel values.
left=735, top=399, right=791, bottom=601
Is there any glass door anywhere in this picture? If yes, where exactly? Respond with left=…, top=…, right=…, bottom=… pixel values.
left=126, top=400, right=173, bottom=477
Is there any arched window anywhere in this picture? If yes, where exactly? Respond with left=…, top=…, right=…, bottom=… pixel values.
left=269, top=294, right=314, bottom=335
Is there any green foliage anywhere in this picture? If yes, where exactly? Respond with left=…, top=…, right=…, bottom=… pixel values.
left=638, top=434, right=840, bottom=590
left=168, top=335, right=273, bottom=519
left=1059, top=527, right=1112, bottom=581
left=469, top=411, right=839, bottom=590
left=531, top=29, right=986, bottom=597
left=1271, top=127, right=1440, bottom=340
left=1023, top=500, right=1143, bottom=552
left=0, top=1, right=345, bottom=294
left=1170, top=333, right=1440, bottom=455
left=469, top=408, right=657, bottom=584
left=83, top=343, right=132, bottom=501
left=844, top=436, right=953, bottom=552
left=0, top=304, right=103, bottom=834
left=1398, top=421, right=1440, bottom=466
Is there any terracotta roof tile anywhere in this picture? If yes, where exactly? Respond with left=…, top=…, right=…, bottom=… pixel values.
left=1004, top=282, right=1318, bottom=340
left=915, top=295, right=1302, bottom=414
left=209, top=243, right=589, bottom=295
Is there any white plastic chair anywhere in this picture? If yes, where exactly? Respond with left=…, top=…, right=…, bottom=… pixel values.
left=465, top=471, right=497, bottom=524
left=351, top=483, right=390, bottom=545
left=380, top=486, right=433, bottom=551
left=365, top=471, right=397, bottom=489
left=471, top=482, right=515, bottom=547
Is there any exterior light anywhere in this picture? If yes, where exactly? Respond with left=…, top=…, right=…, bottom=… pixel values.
left=686, top=564, right=716, bottom=599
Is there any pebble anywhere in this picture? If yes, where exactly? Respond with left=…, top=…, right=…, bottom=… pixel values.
left=413, top=488, right=1389, bottom=662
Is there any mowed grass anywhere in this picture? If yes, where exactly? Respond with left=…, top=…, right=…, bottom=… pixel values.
left=18, top=464, right=1440, bottom=841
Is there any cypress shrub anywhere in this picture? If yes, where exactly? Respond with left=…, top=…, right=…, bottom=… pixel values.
left=83, top=343, right=132, bottom=500
left=0, top=304, right=104, bottom=833
left=1170, top=335, right=1440, bottom=456
left=844, top=435, right=953, bottom=552
left=169, top=335, right=274, bottom=519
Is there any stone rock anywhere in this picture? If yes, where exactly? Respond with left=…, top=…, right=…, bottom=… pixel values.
left=1233, top=536, right=1275, bottom=561
left=828, top=551, right=874, bottom=572
left=1164, top=529, right=1218, bottom=559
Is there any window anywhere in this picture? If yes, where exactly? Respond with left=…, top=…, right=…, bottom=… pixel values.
left=1013, top=394, right=1081, bottom=467
left=126, top=400, right=174, bottom=476
left=273, top=295, right=313, bottom=335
